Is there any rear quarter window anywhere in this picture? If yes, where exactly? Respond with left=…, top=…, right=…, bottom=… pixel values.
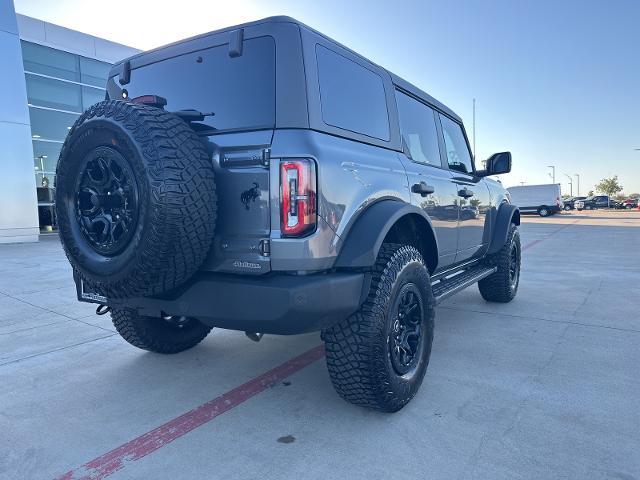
left=316, top=45, right=389, bottom=141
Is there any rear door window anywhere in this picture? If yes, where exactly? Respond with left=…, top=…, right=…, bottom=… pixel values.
left=395, top=90, right=443, bottom=167
left=316, top=45, right=389, bottom=141
left=439, top=114, right=474, bottom=174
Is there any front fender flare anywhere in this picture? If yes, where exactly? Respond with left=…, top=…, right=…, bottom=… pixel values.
left=334, top=200, right=438, bottom=268
left=487, top=203, right=520, bottom=255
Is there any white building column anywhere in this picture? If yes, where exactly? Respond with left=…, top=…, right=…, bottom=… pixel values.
left=0, top=0, right=39, bottom=243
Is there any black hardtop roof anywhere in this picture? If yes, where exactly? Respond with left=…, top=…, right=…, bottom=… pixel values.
left=115, top=15, right=462, bottom=123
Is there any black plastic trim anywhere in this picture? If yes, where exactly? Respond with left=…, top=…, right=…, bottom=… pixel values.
left=487, top=203, right=520, bottom=254
left=334, top=200, right=438, bottom=268
left=79, top=271, right=365, bottom=335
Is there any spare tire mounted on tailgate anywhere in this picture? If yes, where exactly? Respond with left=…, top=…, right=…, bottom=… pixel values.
left=56, top=100, right=217, bottom=299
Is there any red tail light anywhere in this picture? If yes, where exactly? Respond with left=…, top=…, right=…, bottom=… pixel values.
left=280, top=159, right=316, bottom=237
left=130, top=95, right=167, bottom=108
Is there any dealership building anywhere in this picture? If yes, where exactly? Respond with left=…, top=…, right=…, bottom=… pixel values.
left=0, top=0, right=139, bottom=243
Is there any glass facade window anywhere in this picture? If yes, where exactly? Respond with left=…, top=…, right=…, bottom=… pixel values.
left=29, top=107, right=78, bottom=141
left=21, top=40, right=80, bottom=82
left=80, top=57, right=111, bottom=87
left=21, top=40, right=112, bottom=232
left=26, top=74, right=83, bottom=112
left=82, top=85, right=107, bottom=108
left=33, top=141, right=63, bottom=174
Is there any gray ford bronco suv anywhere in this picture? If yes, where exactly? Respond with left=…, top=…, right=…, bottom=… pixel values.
left=56, top=16, right=521, bottom=412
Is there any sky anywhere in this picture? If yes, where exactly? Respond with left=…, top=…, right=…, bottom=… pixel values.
left=14, top=0, right=640, bottom=195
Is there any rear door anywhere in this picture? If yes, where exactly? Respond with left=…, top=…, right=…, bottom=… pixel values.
left=595, top=196, right=609, bottom=208
left=106, top=33, right=277, bottom=274
left=438, top=113, right=492, bottom=263
left=395, top=90, right=459, bottom=268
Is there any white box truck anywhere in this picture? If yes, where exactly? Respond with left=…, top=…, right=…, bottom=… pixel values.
left=507, top=184, right=563, bottom=217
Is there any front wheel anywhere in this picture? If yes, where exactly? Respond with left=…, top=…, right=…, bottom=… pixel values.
left=478, top=224, right=521, bottom=303
left=111, top=309, right=212, bottom=354
left=564, top=204, right=571, bottom=211
left=322, top=244, right=435, bottom=412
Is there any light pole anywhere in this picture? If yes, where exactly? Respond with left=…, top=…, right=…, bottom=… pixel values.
left=472, top=98, right=476, bottom=158
left=563, top=174, right=573, bottom=196
left=547, top=165, right=556, bottom=184
left=574, top=174, right=580, bottom=196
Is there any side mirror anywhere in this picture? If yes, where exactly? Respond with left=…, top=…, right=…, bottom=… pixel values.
left=478, top=152, right=512, bottom=177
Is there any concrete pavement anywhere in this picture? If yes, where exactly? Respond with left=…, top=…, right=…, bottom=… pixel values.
left=1, top=210, right=639, bottom=480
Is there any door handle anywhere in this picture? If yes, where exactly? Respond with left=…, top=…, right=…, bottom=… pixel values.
left=411, top=182, right=435, bottom=196
left=458, top=188, right=474, bottom=198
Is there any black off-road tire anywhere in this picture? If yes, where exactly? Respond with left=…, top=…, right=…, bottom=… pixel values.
left=56, top=100, right=216, bottom=299
left=111, top=309, right=212, bottom=354
left=322, top=244, right=435, bottom=412
left=478, top=224, right=521, bottom=303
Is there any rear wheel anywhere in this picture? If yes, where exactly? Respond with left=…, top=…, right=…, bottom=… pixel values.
left=478, top=224, right=521, bottom=303
left=563, top=204, right=571, bottom=211
left=111, top=309, right=212, bottom=354
left=538, top=206, right=550, bottom=217
left=322, top=244, right=435, bottom=412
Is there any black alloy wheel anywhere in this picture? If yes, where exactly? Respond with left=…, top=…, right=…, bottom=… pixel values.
left=389, top=284, right=424, bottom=376
left=508, top=240, right=521, bottom=292
left=75, top=146, right=139, bottom=256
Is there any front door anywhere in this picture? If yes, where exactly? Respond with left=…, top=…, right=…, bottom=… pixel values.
left=438, top=113, right=491, bottom=262
left=395, top=90, right=459, bottom=268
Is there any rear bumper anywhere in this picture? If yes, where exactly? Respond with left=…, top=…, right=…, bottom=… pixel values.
left=77, top=271, right=366, bottom=335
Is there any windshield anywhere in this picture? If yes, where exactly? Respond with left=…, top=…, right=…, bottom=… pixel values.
left=112, top=36, right=276, bottom=133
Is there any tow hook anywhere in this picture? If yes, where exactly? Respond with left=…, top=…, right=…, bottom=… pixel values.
left=245, top=332, right=264, bottom=342
left=96, top=304, right=111, bottom=316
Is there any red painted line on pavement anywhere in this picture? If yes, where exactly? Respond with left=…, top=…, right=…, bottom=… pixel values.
left=522, top=220, right=579, bottom=251
left=522, top=238, right=544, bottom=251
left=55, top=344, right=325, bottom=480
left=54, top=218, right=577, bottom=479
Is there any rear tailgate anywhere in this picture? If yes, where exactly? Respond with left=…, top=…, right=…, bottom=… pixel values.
left=106, top=33, right=276, bottom=274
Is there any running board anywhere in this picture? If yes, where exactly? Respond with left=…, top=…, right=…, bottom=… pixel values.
left=432, top=266, right=497, bottom=304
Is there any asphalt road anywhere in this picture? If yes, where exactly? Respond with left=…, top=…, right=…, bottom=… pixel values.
left=1, top=209, right=639, bottom=480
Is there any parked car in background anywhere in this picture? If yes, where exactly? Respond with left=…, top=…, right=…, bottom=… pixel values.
left=575, top=195, right=619, bottom=210
left=620, top=198, right=638, bottom=209
left=507, top=184, right=562, bottom=217
left=562, top=196, right=586, bottom=210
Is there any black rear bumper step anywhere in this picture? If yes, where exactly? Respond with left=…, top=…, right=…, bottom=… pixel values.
left=77, top=271, right=365, bottom=335
left=432, top=265, right=496, bottom=304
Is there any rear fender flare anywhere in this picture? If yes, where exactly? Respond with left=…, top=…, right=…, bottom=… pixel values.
left=334, top=200, right=438, bottom=268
